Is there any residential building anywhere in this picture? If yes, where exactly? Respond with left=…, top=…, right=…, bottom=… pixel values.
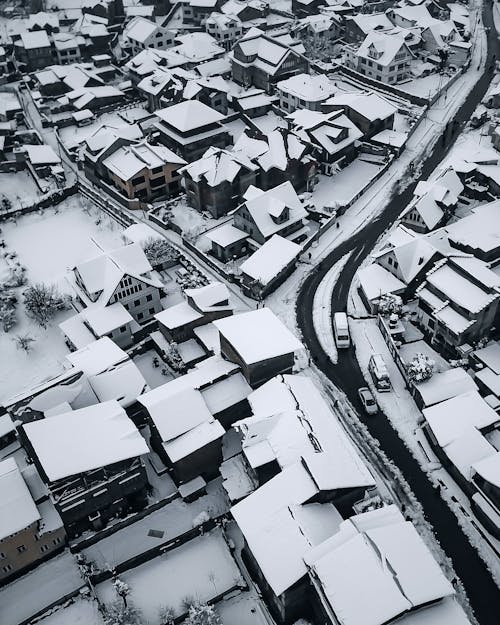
left=155, top=100, right=231, bottom=161
left=322, top=90, right=396, bottom=138
left=233, top=181, right=308, bottom=246
left=155, top=282, right=233, bottom=343
left=137, top=68, right=187, bottom=112
left=14, top=31, right=53, bottom=71
left=287, top=109, right=363, bottom=173
left=231, top=28, right=309, bottom=93
left=214, top=307, right=304, bottom=387
left=205, top=224, right=250, bottom=262
left=176, top=0, right=220, bottom=28
left=101, top=139, right=186, bottom=202
left=71, top=241, right=163, bottom=325
left=205, top=12, right=243, bottom=50
left=345, top=32, right=413, bottom=85
left=52, top=33, right=81, bottom=65
left=0, top=458, right=66, bottom=583
left=277, top=73, right=336, bottom=112
left=60, top=303, right=134, bottom=350
left=20, top=401, right=149, bottom=536
left=344, top=12, right=393, bottom=43
left=181, top=146, right=259, bottom=217
left=415, top=256, right=500, bottom=353
left=123, top=16, right=174, bottom=56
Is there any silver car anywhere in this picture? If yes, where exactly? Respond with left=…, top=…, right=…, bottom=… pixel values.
left=358, top=387, right=378, bottom=415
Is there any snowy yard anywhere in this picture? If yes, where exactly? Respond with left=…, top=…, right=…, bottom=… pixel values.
left=217, top=592, right=271, bottom=625
left=95, top=528, right=242, bottom=624
left=36, top=598, right=104, bottom=625
left=0, top=171, right=44, bottom=207
left=0, top=552, right=85, bottom=625
left=399, top=72, right=455, bottom=98
left=167, top=195, right=221, bottom=237
left=0, top=195, right=125, bottom=402
left=312, top=158, right=387, bottom=209
left=133, top=350, right=174, bottom=388
left=83, top=478, right=229, bottom=570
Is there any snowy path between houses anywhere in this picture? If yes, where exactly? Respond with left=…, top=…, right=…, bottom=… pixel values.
left=312, top=253, right=351, bottom=365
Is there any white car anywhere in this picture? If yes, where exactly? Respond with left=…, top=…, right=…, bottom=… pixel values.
left=358, top=387, right=378, bottom=415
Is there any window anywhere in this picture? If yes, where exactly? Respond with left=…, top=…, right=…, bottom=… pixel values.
left=151, top=166, right=163, bottom=175
left=388, top=257, right=393, bottom=265
left=17, top=545, right=27, bottom=553
left=132, top=175, right=145, bottom=186
left=120, top=326, right=127, bottom=333
left=137, top=312, right=144, bottom=321
left=146, top=294, right=153, bottom=302
left=134, top=299, right=140, bottom=307
left=0, top=552, right=5, bottom=559
left=40, top=544, right=50, bottom=553
left=2, top=564, right=12, bottom=573
left=149, top=307, right=155, bottom=315
left=53, top=537, right=62, bottom=545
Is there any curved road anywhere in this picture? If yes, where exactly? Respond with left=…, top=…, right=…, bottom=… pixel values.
left=297, top=3, right=499, bottom=625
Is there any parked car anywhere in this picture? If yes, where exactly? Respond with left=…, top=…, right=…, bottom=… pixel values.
left=358, top=387, right=378, bottom=415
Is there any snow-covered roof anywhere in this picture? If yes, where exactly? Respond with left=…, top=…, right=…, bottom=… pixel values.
left=414, top=367, right=477, bottom=408
left=155, top=301, right=203, bottom=330
left=241, top=181, right=307, bottom=239
left=445, top=200, right=500, bottom=256
left=124, top=16, right=161, bottom=44
left=24, top=144, right=61, bottom=165
left=88, top=358, right=148, bottom=408
left=423, top=390, right=499, bottom=448
left=232, top=461, right=342, bottom=595
left=162, top=418, right=225, bottom=462
left=238, top=374, right=375, bottom=485
left=185, top=282, right=230, bottom=312
left=0, top=458, right=40, bottom=540
left=357, top=263, right=405, bottom=301
left=356, top=32, right=411, bottom=67
left=23, top=401, right=148, bottom=482
left=240, top=235, right=301, bottom=286
left=83, top=302, right=132, bottom=336
left=473, top=342, right=500, bottom=375
left=181, top=146, right=257, bottom=186
left=205, top=223, right=248, bottom=247
left=156, top=100, right=224, bottom=133
left=277, top=73, right=335, bottom=102
left=20, top=30, right=50, bottom=49
left=103, top=140, right=185, bottom=181
left=445, top=426, right=496, bottom=482
left=472, top=451, right=500, bottom=488
left=66, top=336, right=128, bottom=376
left=214, top=307, right=304, bottom=364
left=325, top=90, right=396, bottom=122
left=306, top=506, right=454, bottom=625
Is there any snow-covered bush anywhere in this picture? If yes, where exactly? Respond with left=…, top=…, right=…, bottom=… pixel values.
left=143, top=237, right=179, bottom=267
left=192, top=510, right=210, bottom=528
left=0, top=290, right=17, bottom=331
left=378, top=293, right=403, bottom=317
left=185, top=602, right=221, bottom=625
left=406, top=353, right=435, bottom=383
left=13, top=333, right=35, bottom=352
left=103, top=601, right=142, bottom=625
left=23, top=283, right=68, bottom=327
left=164, top=341, right=184, bottom=373
left=113, top=578, right=131, bottom=606
left=158, top=605, right=175, bottom=625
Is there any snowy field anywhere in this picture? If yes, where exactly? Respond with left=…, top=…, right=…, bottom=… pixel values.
left=0, top=552, right=85, bottom=625
left=95, top=529, right=242, bottom=623
left=0, top=196, right=124, bottom=402
left=217, top=591, right=271, bottom=625
left=36, top=598, right=104, bottom=625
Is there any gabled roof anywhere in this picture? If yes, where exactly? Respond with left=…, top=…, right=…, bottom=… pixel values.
left=241, top=180, right=307, bottom=239
left=103, top=140, right=186, bottom=181
left=325, top=90, right=396, bottom=122
left=0, top=458, right=40, bottom=540
left=124, top=16, right=162, bottom=44
left=357, top=32, right=411, bottom=66
left=240, top=235, right=301, bottom=285
left=288, top=109, right=363, bottom=156
left=277, top=73, right=336, bottom=102
left=181, top=146, right=257, bottom=186
left=185, top=282, right=231, bottom=312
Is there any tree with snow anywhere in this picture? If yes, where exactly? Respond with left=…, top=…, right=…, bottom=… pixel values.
left=103, top=601, right=142, bottom=625
left=378, top=293, right=403, bottom=317
left=13, top=333, right=35, bottom=352
left=164, top=341, right=184, bottom=373
left=0, top=290, right=17, bottom=332
left=406, top=353, right=435, bottom=383
left=185, top=602, right=222, bottom=625
left=23, top=283, right=68, bottom=328
left=113, top=578, right=131, bottom=607
left=158, top=605, right=175, bottom=625
left=143, top=237, right=179, bottom=268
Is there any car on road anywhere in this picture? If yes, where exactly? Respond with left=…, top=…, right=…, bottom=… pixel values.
left=358, top=387, right=378, bottom=415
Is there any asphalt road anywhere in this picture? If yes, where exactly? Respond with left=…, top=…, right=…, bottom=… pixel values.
left=297, top=3, right=500, bottom=624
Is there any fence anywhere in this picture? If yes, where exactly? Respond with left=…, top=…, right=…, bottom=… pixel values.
left=0, top=183, right=78, bottom=223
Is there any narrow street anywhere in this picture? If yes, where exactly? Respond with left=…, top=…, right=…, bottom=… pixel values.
left=297, top=2, right=500, bottom=624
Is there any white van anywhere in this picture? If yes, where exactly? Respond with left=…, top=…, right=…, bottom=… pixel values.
left=368, top=354, right=391, bottom=392
left=333, top=312, right=350, bottom=349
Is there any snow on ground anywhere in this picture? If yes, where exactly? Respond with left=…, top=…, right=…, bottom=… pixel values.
left=166, top=195, right=221, bottom=237
left=399, top=72, right=454, bottom=98
left=0, top=196, right=125, bottom=403
left=95, top=528, right=242, bottom=624
left=313, top=253, right=351, bottom=364
left=58, top=112, right=133, bottom=151
left=133, top=350, right=174, bottom=388
left=217, top=591, right=271, bottom=625
left=311, top=159, right=387, bottom=210
left=0, top=171, right=44, bottom=207
left=36, top=598, right=104, bottom=625
left=0, top=552, right=85, bottom=625
left=83, top=478, right=229, bottom=571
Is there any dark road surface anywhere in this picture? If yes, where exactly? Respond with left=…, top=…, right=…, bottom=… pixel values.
left=297, top=3, right=500, bottom=624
